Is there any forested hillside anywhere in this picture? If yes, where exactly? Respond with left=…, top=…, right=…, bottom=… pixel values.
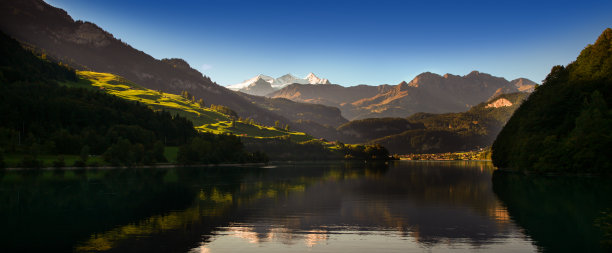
left=0, top=31, right=263, bottom=167
left=492, top=28, right=612, bottom=173
left=335, top=92, right=529, bottom=154
left=0, top=0, right=295, bottom=126
left=337, top=118, right=426, bottom=143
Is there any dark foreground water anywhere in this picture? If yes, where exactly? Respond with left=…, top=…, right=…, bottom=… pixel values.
left=1, top=161, right=610, bottom=252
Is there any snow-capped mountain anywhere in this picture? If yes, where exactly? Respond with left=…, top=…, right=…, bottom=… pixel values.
left=306, top=72, right=330, bottom=85
left=227, top=74, right=274, bottom=90
left=227, top=73, right=331, bottom=96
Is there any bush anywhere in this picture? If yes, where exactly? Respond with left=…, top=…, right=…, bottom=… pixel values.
left=19, top=155, right=41, bottom=168
left=72, top=160, right=86, bottom=167
left=52, top=156, right=65, bottom=168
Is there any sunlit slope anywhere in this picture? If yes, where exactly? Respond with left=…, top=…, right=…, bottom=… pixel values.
left=66, top=71, right=311, bottom=141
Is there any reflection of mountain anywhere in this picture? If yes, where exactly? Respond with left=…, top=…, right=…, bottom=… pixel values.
left=102, top=162, right=529, bottom=251
left=227, top=162, right=517, bottom=246
left=0, top=162, right=536, bottom=252
left=493, top=172, right=612, bottom=252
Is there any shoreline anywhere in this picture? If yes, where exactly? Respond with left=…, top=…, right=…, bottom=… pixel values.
left=2, top=159, right=403, bottom=171
left=399, top=158, right=493, bottom=162
left=2, top=162, right=270, bottom=171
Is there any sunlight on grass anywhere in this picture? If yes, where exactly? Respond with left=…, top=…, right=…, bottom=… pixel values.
left=67, top=71, right=314, bottom=141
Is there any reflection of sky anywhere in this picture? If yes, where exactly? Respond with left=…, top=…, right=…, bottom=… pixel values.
left=207, top=226, right=328, bottom=247
left=187, top=202, right=530, bottom=252
left=186, top=162, right=537, bottom=252
left=194, top=226, right=535, bottom=253
left=74, top=161, right=537, bottom=252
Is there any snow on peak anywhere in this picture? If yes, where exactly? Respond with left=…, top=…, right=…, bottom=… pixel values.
left=306, top=72, right=331, bottom=85
left=227, top=74, right=274, bottom=90
left=227, top=72, right=331, bottom=92
left=275, top=74, right=305, bottom=87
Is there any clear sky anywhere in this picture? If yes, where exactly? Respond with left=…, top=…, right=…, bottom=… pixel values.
left=45, top=0, right=611, bottom=86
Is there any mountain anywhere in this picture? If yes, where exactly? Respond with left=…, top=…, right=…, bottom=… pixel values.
left=511, top=78, right=537, bottom=92
left=337, top=118, right=426, bottom=143
left=270, top=83, right=393, bottom=119
left=228, top=72, right=331, bottom=96
left=492, top=28, right=612, bottom=173
left=305, top=72, right=331, bottom=85
left=0, top=0, right=292, bottom=126
left=270, top=71, right=537, bottom=120
left=237, top=93, right=348, bottom=127
left=334, top=92, right=530, bottom=154
left=233, top=76, right=277, bottom=96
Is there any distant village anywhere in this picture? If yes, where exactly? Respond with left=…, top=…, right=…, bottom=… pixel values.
left=400, top=148, right=491, bottom=161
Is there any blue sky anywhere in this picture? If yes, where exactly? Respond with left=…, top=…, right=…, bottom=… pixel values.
left=45, top=0, right=611, bottom=86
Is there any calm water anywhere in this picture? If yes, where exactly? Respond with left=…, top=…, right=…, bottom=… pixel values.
left=1, top=161, right=610, bottom=252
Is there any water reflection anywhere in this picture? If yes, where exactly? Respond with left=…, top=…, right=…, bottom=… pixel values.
left=493, top=171, right=612, bottom=253
left=0, top=162, right=546, bottom=252
left=184, top=161, right=529, bottom=253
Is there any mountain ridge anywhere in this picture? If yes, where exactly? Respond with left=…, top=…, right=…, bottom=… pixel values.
left=270, top=71, right=537, bottom=120
left=228, top=72, right=331, bottom=96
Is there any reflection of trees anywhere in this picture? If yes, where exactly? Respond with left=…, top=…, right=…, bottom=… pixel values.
left=1, top=161, right=525, bottom=252
left=493, top=172, right=612, bottom=252
left=76, top=161, right=516, bottom=250
left=72, top=164, right=340, bottom=252
left=0, top=167, right=254, bottom=252
left=214, top=161, right=516, bottom=247
left=69, top=162, right=390, bottom=251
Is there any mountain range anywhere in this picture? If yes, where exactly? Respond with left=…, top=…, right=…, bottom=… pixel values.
left=270, top=71, right=537, bottom=120
left=228, top=73, right=331, bottom=96
left=0, top=0, right=539, bottom=152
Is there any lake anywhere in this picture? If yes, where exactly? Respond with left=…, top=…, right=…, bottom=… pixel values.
left=1, top=161, right=610, bottom=252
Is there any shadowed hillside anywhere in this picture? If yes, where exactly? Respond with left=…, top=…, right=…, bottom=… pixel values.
left=335, top=92, right=530, bottom=154
left=492, top=28, right=612, bottom=173
left=0, top=0, right=293, bottom=126
left=237, top=93, right=348, bottom=127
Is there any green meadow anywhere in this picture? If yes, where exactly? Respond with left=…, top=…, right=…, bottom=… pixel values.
left=65, top=71, right=313, bottom=142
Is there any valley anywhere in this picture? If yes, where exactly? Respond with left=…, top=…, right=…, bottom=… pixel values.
left=1, top=0, right=611, bottom=252
left=0, top=0, right=540, bottom=161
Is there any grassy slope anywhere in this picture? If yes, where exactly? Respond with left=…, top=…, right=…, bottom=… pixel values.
left=64, top=71, right=312, bottom=142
